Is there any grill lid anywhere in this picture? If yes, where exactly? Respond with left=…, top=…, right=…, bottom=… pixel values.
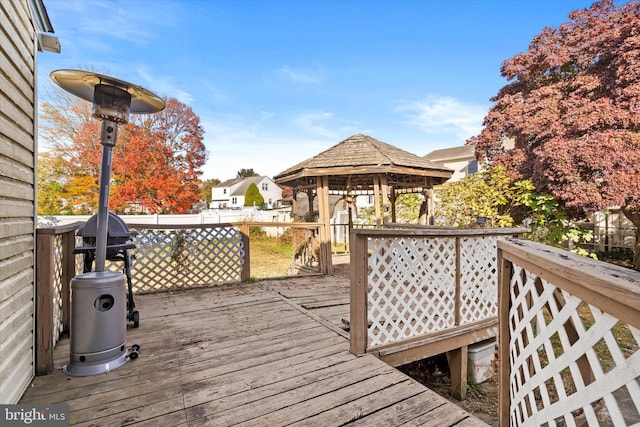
left=78, top=212, right=131, bottom=239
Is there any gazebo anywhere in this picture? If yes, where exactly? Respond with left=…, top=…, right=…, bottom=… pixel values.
left=274, top=134, right=453, bottom=274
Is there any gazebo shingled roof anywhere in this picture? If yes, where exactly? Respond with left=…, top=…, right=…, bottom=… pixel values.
left=274, top=134, right=452, bottom=193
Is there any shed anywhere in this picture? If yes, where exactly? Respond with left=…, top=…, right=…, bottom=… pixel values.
left=274, top=134, right=452, bottom=274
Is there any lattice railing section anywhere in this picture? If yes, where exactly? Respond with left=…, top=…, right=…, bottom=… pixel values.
left=122, top=226, right=246, bottom=293
left=52, top=234, right=65, bottom=346
left=366, top=233, right=507, bottom=348
left=459, top=235, right=500, bottom=325
left=499, top=240, right=640, bottom=427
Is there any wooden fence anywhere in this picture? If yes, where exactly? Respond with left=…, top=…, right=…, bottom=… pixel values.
left=349, top=226, right=526, bottom=399
left=497, top=239, right=640, bottom=426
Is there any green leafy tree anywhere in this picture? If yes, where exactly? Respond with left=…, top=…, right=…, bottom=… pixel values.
left=37, top=152, right=70, bottom=214
left=514, top=180, right=595, bottom=258
left=435, top=166, right=516, bottom=228
left=199, top=178, right=220, bottom=203
left=244, top=183, right=264, bottom=207
left=395, top=194, right=423, bottom=224
left=237, top=168, right=258, bottom=178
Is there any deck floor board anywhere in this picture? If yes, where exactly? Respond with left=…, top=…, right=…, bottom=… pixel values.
left=21, top=262, right=489, bottom=426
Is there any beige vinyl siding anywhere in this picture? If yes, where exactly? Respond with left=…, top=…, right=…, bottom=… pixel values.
left=0, top=0, right=37, bottom=404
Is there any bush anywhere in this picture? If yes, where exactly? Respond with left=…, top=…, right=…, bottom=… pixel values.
left=244, top=183, right=264, bottom=207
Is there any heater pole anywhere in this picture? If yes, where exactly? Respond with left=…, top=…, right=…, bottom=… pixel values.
left=94, top=120, right=118, bottom=271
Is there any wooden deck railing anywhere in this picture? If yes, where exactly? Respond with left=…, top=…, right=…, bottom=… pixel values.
left=124, top=223, right=251, bottom=293
left=124, top=222, right=322, bottom=292
left=35, top=222, right=83, bottom=375
left=497, top=239, right=640, bottom=426
left=349, top=226, right=526, bottom=398
left=34, top=220, right=322, bottom=374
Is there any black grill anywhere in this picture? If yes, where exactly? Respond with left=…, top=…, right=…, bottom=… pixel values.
left=74, top=212, right=139, bottom=327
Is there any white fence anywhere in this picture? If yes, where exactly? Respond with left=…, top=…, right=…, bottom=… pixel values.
left=39, top=208, right=293, bottom=237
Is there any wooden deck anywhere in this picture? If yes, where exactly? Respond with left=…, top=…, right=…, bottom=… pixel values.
left=20, top=258, right=489, bottom=426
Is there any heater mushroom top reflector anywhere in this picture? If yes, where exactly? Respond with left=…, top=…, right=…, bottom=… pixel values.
left=50, top=69, right=165, bottom=122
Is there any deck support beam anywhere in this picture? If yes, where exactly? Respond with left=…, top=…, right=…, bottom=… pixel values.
left=447, top=345, right=468, bottom=400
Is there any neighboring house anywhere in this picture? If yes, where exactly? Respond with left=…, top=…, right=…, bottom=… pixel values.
left=210, top=176, right=283, bottom=209
left=1, top=0, right=60, bottom=403
left=423, top=144, right=479, bottom=182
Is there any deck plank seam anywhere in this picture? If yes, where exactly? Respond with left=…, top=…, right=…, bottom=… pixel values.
left=269, top=288, right=351, bottom=339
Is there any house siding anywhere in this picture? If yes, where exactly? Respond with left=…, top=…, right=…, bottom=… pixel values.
left=423, top=145, right=481, bottom=183
left=0, top=0, right=38, bottom=404
left=211, top=176, right=283, bottom=210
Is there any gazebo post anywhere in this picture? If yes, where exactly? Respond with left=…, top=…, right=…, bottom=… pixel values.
left=292, top=189, right=298, bottom=220
left=380, top=174, right=391, bottom=225
left=316, top=175, right=333, bottom=274
left=305, top=189, right=315, bottom=218
left=373, top=176, right=382, bottom=227
left=389, top=186, right=397, bottom=223
left=426, top=177, right=435, bottom=225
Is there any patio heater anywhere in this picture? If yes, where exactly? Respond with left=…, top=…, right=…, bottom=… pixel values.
left=50, top=70, right=165, bottom=376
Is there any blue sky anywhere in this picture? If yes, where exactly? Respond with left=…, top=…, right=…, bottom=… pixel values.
left=38, top=0, right=598, bottom=181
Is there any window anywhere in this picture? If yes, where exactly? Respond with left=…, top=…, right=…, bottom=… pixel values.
left=231, top=197, right=237, bottom=204
left=262, top=183, right=268, bottom=191
left=467, top=160, right=478, bottom=174
left=223, top=189, right=227, bottom=195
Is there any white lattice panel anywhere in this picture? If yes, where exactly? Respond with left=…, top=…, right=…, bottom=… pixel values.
left=367, top=236, right=457, bottom=347
left=128, top=227, right=245, bottom=293
left=52, top=234, right=64, bottom=345
left=508, top=264, right=640, bottom=426
left=459, top=235, right=502, bottom=325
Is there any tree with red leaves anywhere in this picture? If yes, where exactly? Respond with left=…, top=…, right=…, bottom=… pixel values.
left=41, top=91, right=207, bottom=214
left=111, top=99, right=207, bottom=213
left=472, top=0, right=640, bottom=269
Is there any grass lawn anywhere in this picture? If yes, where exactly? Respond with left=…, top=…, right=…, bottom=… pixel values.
left=249, top=236, right=294, bottom=279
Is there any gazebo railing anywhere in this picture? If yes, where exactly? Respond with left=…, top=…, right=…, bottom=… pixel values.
left=497, top=239, right=640, bottom=426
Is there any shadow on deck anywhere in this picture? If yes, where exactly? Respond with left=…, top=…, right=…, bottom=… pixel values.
left=20, top=256, right=489, bottom=426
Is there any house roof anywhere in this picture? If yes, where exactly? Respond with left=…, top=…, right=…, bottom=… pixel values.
left=423, top=144, right=476, bottom=162
left=214, top=176, right=281, bottom=197
left=230, top=177, right=263, bottom=196
left=274, top=134, right=452, bottom=192
left=215, top=176, right=260, bottom=187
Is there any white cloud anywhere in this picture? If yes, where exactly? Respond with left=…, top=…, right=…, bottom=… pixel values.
left=135, top=67, right=193, bottom=103
left=65, top=1, right=184, bottom=46
left=278, top=65, right=323, bottom=85
left=395, top=96, right=486, bottom=142
left=291, top=111, right=336, bottom=137
left=290, top=111, right=360, bottom=139
left=202, top=82, right=231, bottom=105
